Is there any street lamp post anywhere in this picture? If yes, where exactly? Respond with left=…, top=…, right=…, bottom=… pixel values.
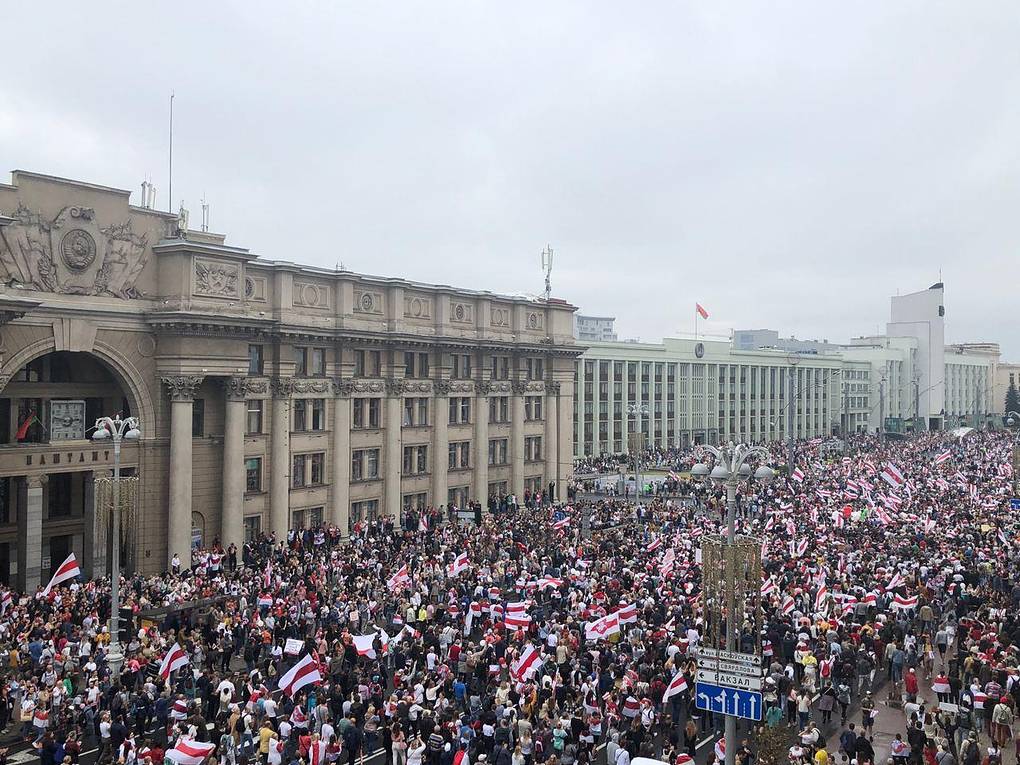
left=691, top=443, right=775, bottom=765
left=627, top=403, right=649, bottom=502
left=91, top=414, right=141, bottom=679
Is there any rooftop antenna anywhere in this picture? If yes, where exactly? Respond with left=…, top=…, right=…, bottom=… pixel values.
left=200, top=194, right=209, bottom=232
left=168, top=91, right=175, bottom=214
left=541, top=244, right=553, bottom=302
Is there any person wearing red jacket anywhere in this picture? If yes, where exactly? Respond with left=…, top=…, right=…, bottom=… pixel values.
left=904, top=668, right=919, bottom=702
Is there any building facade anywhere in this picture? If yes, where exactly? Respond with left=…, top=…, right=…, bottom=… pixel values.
left=0, top=170, right=580, bottom=587
left=573, top=337, right=848, bottom=456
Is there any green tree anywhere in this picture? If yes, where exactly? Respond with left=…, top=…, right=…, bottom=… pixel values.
left=1006, top=382, right=1020, bottom=421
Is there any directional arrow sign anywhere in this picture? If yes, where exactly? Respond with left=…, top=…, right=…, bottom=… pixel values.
left=695, top=681, right=762, bottom=721
left=697, top=668, right=763, bottom=690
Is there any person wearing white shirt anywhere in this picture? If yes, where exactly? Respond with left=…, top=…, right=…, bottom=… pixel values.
left=263, top=697, right=278, bottom=718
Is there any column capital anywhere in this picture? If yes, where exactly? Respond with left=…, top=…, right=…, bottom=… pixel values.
left=162, top=375, right=203, bottom=401
left=477, top=381, right=493, bottom=396
left=434, top=379, right=453, bottom=397
left=332, top=378, right=355, bottom=398
left=511, top=380, right=528, bottom=396
left=25, top=474, right=47, bottom=490
left=384, top=377, right=406, bottom=397
left=222, top=375, right=267, bottom=400
left=270, top=376, right=295, bottom=398
left=548, top=381, right=562, bottom=395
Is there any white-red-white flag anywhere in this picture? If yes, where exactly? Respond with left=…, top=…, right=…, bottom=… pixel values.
left=387, top=564, right=410, bottom=591
left=447, top=552, right=469, bottom=577
left=881, top=463, right=905, bottom=488
left=41, top=553, right=81, bottom=596
left=278, top=653, right=322, bottom=697
left=662, top=670, right=689, bottom=703
left=892, top=593, right=918, bottom=610
left=696, top=303, right=709, bottom=319
left=166, top=739, right=217, bottom=765
left=511, top=644, right=542, bottom=681
left=791, top=468, right=805, bottom=483
left=159, top=643, right=190, bottom=679
left=616, top=603, right=637, bottom=624
left=934, top=451, right=951, bottom=466
left=585, top=612, right=621, bottom=641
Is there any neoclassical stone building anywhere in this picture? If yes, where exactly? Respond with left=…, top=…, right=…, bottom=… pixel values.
left=0, top=170, right=580, bottom=586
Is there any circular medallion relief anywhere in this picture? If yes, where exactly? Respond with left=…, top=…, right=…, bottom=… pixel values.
left=361, top=293, right=374, bottom=311
left=60, top=229, right=97, bottom=271
left=302, top=284, right=320, bottom=307
left=454, top=304, right=465, bottom=321
left=245, top=277, right=256, bottom=299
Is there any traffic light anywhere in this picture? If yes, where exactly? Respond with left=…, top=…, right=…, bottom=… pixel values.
left=118, top=606, right=133, bottom=645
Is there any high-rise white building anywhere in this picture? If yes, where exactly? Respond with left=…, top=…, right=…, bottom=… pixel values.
left=573, top=315, right=618, bottom=342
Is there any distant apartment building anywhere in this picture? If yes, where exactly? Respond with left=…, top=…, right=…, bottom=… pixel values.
left=574, top=315, right=617, bottom=342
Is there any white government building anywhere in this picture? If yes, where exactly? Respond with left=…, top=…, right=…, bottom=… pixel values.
left=573, top=283, right=1000, bottom=456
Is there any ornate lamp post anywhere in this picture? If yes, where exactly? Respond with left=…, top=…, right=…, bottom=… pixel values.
left=91, top=414, right=141, bottom=679
left=691, top=443, right=774, bottom=765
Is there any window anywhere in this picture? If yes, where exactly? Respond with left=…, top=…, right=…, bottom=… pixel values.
left=488, top=396, right=509, bottom=424
left=488, top=480, right=508, bottom=499
left=311, top=399, right=325, bottom=430
left=353, top=398, right=381, bottom=429
left=524, top=396, right=543, bottom=421
left=354, top=349, right=381, bottom=377
left=402, top=445, right=428, bottom=476
left=403, top=352, right=430, bottom=379
left=449, top=397, right=471, bottom=425
left=350, top=500, right=379, bottom=531
left=448, top=441, right=471, bottom=470
left=310, top=348, right=326, bottom=376
left=490, top=355, right=510, bottom=380
left=245, top=457, right=262, bottom=492
left=294, top=347, right=308, bottom=376
left=403, top=397, right=429, bottom=427
left=488, top=438, right=509, bottom=466
left=524, top=476, right=544, bottom=495
left=192, top=399, right=205, bottom=437
left=525, top=358, right=545, bottom=381
left=351, top=449, right=380, bottom=481
left=243, top=515, right=262, bottom=542
left=525, top=436, right=543, bottom=462
left=452, top=354, right=472, bottom=379
left=292, top=454, right=306, bottom=488
left=402, top=492, right=428, bottom=511
left=294, top=399, right=325, bottom=432
left=248, top=344, right=264, bottom=376
left=310, top=453, right=325, bottom=485
left=246, top=400, right=263, bottom=435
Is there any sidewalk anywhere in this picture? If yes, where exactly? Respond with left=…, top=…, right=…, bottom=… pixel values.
left=822, top=659, right=1017, bottom=765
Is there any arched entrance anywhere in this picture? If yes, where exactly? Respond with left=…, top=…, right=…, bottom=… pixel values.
left=0, top=349, right=146, bottom=590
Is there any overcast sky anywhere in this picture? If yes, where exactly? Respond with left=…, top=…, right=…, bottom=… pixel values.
left=3, top=3, right=1019, bottom=356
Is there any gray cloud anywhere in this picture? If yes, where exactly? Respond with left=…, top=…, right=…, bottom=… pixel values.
left=2, top=1, right=1018, bottom=355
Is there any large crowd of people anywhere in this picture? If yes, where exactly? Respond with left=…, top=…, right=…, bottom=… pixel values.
left=4, top=430, right=1020, bottom=765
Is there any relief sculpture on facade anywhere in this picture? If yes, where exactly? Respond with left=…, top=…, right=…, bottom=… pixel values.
left=0, top=204, right=150, bottom=297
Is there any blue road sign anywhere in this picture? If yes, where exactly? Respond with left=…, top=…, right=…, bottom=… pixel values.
left=1010, top=499, right=1020, bottom=511
left=695, top=681, right=763, bottom=721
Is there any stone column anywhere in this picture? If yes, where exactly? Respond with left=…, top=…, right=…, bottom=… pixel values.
left=82, top=469, right=110, bottom=578
left=17, top=475, right=44, bottom=592
left=544, top=384, right=558, bottom=502
left=163, top=376, right=202, bottom=569
left=473, top=382, right=490, bottom=505
left=270, top=377, right=294, bottom=543
left=384, top=379, right=403, bottom=518
left=221, top=377, right=248, bottom=551
left=432, top=381, right=451, bottom=509
left=511, top=381, right=526, bottom=498
left=556, top=381, right=572, bottom=502
left=330, top=379, right=353, bottom=529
